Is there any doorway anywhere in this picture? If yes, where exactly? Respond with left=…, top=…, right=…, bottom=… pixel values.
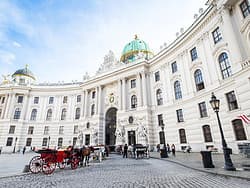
left=128, top=131, right=136, bottom=145
left=105, top=108, right=117, bottom=146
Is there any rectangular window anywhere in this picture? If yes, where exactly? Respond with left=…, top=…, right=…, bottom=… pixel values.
left=131, top=79, right=136, bottom=88
left=74, top=125, right=78, bottom=134
left=77, top=95, right=81, bottom=103
left=49, top=97, right=54, bottom=104
left=171, top=61, right=177, bottom=73
left=59, top=126, right=64, bottom=134
left=157, top=114, right=164, bottom=126
left=63, top=96, right=67, bottom=104
left=92, top=91, right=96, bottom=99
left=58, top=138, right=63, bottom=147
left=73, top=137, right=78, bottom=146
left=44, top=126, right=49, bottom=135
left=176, top=109, right=184, bottom=122
left=155, top=71, right=160, bottom=82
left=6, top=137, right=13, bottom=146
left=9, top=126, right=15, bottom=134
left=17, top=96, right=23, bottom=103
left=26, top=138, right=32, bottom=146
left=42, top=138, right=48, bottom=147
left=212, top=27, right=222, bottom=44
left=198, top=102, right=208, bottom=118
left=240, top=0, right=250, bottom=18
left=226, top=91, right=238, bottom=111
left=28, top=126, right=34, bottom=135
left=33, top=97, right=39, bottom=104
left=190, top=47, right=198, bottom=61
left=2, top=97, right=5, bottom=104
left=85, top=134, right=90, bottom=145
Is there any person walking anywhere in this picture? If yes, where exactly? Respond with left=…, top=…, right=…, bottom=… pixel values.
left=166, top=143, right=170, bottom=153
left=123, top=144, right=128, bottom=158
left=171, top=144, right=175, bottom=156
left=22, top=146, right=26, bottom=154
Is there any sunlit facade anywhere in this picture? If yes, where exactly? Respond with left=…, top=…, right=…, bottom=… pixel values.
left=0, top=0, right=249, bottom=153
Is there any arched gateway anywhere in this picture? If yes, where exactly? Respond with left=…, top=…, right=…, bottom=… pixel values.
left=105, top=108, right=117, bottom=146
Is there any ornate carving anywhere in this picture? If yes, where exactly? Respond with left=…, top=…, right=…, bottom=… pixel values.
left=96, top=50, right=119, bottom=74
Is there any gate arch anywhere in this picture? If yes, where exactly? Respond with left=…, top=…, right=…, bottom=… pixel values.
left=105, top=107, right=117, bottom=146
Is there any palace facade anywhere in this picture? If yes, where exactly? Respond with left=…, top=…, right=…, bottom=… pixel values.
left=0, top=0, right=250, bottom=153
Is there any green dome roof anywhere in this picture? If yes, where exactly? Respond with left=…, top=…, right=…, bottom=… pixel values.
left=120, top=35, right=153, bottom=62
left=12, top=65, right=35, bottom=80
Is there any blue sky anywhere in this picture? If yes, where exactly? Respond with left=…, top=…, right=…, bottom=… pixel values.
left=0, top=0, right=207, bottom=83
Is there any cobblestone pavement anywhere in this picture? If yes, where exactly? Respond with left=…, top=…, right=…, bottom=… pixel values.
left=0, top=154, right=249, bottom=188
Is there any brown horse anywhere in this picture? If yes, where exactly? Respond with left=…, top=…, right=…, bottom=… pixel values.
left=79, top=146, right=93, bottom=166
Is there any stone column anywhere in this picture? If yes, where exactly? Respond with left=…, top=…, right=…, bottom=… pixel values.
left=220, top=7, right=244, bottom=62
left=118, top=79, right=122, bottom=110
left=98, top=86, right=102, bottom=114
left=1, top=94, right=8, bottom=119
left=6, top=93, right=15, bottom=119
left=21, top=94, right=29, bottom=120
left=95, top=87, right=98, bottom=115
left=136, top=73, right=142, bottom=107
left=122, top=78, right=126, bottom=111
left=149, top=72, right=156, bottom=106
left=141, top=72, right=147, bottom=106
left=84, top=90, right=88, bottom=118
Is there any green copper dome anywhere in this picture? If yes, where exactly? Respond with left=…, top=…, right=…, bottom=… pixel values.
left=120, top=35, right=153, bottom=63
left=12, top=65, right=35, bottom=80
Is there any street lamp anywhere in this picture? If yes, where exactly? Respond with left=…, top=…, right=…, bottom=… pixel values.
left=210, top=92, right=236, bottom=171
left=160, top=124, right=168, bottom=158
left=13, top=137, right=18, bottom=153
left=48, top=136, right=51, bottom=148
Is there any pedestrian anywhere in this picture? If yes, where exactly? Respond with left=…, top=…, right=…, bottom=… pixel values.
left=22, top=146, right=26, bottom=154
left=171, top=144, right=175, bottom=156
left=123, top=144, right=128, bottom=158
left=0, top=146, right=2, bottom=155
left=157, top=144, right=160, bottom=152
left=166, top=143, right=170, bottom=153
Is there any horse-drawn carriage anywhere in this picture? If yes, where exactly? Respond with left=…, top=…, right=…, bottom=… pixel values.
left=128, top=144, right=150, bottom=159
left=29, top=146, right=91, bottom=174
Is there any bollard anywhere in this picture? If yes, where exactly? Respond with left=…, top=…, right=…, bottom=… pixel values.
left=23, top=165, right=30, bottom=173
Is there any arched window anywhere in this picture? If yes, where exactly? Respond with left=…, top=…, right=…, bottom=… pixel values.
left=131, top=95, right=137, bottom=109
left=202, top=125, right=213, bottom=142
left=179, top=129, right=187, bottom=143
left=75, top=108, right=80, bottom=120
left=46, top=109, right=52, bottom=121
left=232, top=119, right=247, bottom=140
left=194, top=69, right=205, bottom=91
left=14, top=108, right=21, bottom=119
left=174, top=81, right=182, bottom=100
left=61, top=108, right=67, bottom=120
left=91, top=104, right=95, bottom=116
left=156, top=89, right=163, bottom=105
left=30, top=109, right=37, bottom=121
left=219, top=52, right=232, bottom=79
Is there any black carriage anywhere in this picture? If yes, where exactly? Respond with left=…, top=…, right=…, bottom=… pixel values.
left=133, top=144, right=150, bottom=159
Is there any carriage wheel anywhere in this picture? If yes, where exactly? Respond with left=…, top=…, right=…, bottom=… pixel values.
left=42, top=162, right=56, bottom=174
left=70, top=156, right=79, bottom=170
left=29, top=156, right=42, bottom=174
left=58, top=162, right=66, bottom=169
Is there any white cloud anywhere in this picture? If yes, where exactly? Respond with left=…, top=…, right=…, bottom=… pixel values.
left=0, top=50, right=16, bottom=65
left=13, top=41, right=22, bottom=48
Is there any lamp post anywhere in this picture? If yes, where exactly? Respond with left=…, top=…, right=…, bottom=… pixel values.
left=160, top=124, right=168, bottom=158
left=13, top=137, right=18, bottom=153
left=210, top=93, right=236, bottom=171
left=48, top=136, right=51, bottom=148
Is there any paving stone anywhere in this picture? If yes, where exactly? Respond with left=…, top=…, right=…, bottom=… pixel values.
left=0, top=154, right=249, bottom=188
